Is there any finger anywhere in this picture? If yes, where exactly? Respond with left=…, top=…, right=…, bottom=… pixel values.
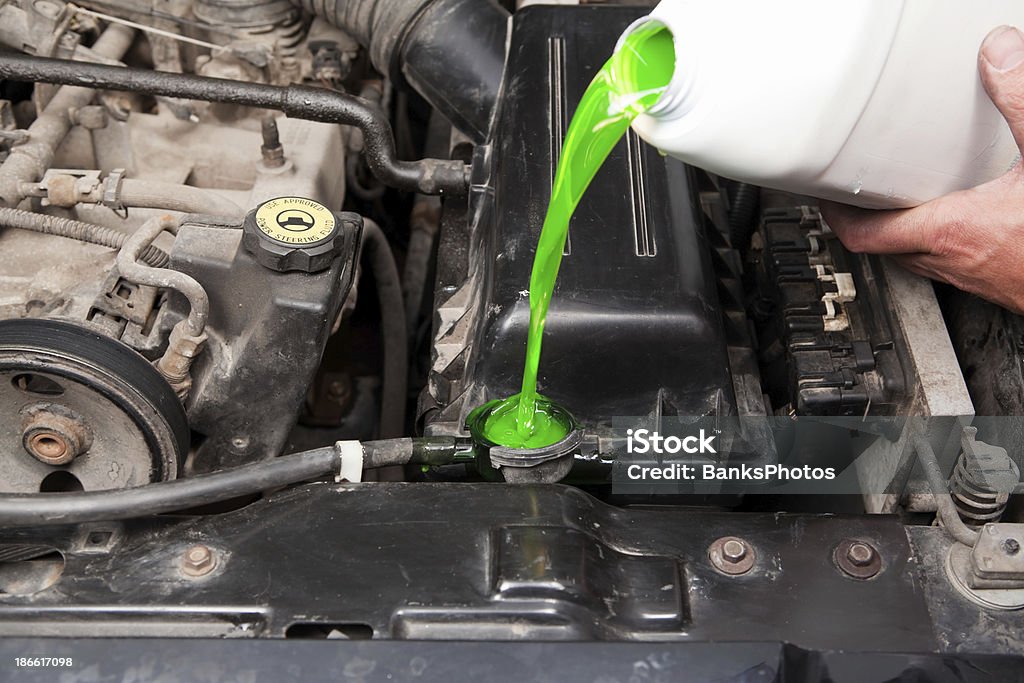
left=979, top=25, right=1024, bottom=153
left=820, top=200, right=937, bottom=255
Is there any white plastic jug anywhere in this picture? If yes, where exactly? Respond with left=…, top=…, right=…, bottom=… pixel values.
left=622, top=0, right=1024, bottom=209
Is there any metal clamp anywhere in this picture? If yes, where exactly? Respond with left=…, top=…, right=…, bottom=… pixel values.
left=102, top=167, right=127, bottom=216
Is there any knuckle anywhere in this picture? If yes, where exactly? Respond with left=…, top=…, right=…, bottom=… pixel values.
left=992, top=72, right=1024, bottom=126
left=835, top=228, right=868, bottom=254
left=927, top=206, right=972, bottom=259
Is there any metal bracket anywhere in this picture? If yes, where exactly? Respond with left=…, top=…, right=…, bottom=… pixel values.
left=37, top=168, right=101, bottom=207
left=969, top=523, right=1024, bottom=589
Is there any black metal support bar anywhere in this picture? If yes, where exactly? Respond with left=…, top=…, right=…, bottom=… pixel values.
left=0, top=53, right=470, bottom=195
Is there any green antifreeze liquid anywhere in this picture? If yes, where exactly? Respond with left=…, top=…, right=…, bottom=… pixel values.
left=480, top=21, right=675, bottom=449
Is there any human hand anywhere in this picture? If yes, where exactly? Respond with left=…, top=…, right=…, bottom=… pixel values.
left=820, top=25, right=1024, bottom=313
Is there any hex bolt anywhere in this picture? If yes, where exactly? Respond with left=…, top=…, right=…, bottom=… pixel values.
left=835, top=539, right=882, bottom=579
left=260, top=116, right=285, bottom=168
left=846, top=542, right=876, bottom=567
left=21, top=406, right=92, bottom=466
left=709, top=536, right=755, bottom=576
left=1002, top=538, right=1021, bottom=556
left=182, top=544, right=217, bottom=577
left=722, top=539, right=747, bottom=563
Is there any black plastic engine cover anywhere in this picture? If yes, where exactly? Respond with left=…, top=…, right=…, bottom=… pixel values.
left=422, top=6, right=736, bottom=436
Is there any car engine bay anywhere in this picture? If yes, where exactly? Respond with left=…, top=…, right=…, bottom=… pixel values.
left=0, top=0, right=1023, bottom=677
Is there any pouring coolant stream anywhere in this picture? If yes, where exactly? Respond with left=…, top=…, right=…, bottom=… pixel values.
left=479, top=21, right=674, bottom=449
left=482, top=0, right=1023, bottom=450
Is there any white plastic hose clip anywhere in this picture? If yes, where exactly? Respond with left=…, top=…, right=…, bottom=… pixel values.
left=334, top=440, right=364, bottom=483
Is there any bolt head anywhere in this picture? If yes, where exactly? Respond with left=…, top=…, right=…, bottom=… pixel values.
left=722, top=539, right=747, bottom=563
left=835, top=539, right=882, bottom=579
left=709, top=536, right=755, bottom=576
left=29, top=432, right=69, bottom=462
left=186, top=547, right=208, bottom=563
left=21, top=406, right=92, bottom=466
left=1003, top=538, right=1021, bottom=556
left=182, top=544, right=216, bottom=576
left=847, top=542, right=875, bottom=567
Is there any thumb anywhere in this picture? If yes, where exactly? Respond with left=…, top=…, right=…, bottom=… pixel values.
left=979, top=25, right=1024, bottom=153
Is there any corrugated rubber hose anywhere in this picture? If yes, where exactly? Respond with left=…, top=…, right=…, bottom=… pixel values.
left=0, top=207, right=169, bottom=267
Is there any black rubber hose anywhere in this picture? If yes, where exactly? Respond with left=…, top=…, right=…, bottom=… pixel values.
left=0, top=53, right=470, bottom=196
left=346, top=154, right=387, bottom=201
left=361, top=218, right=408, bottom=438
left=403, top=196, right=439, bottom=349
left=402, top=108, right=446, bottom=350
left=0, top=448, right=340, bottom=527
left=728, top=183, right=760, bottom=254
left=0, top=207, right=169, bottom=267
left=362, top=437, right=460, bottom=468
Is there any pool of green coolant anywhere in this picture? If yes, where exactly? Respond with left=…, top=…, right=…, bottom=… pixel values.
left=478, top=394, right=574, bottom=450
left=480, top=21, right=676, bottom=449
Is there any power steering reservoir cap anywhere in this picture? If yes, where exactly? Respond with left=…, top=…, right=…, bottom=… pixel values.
left=243, top=197, right=349, bottom=273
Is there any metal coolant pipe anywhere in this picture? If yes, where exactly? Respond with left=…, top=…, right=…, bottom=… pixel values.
left=0, top=24, right=136, bottom=207
left=0, top=53, right=470, bottom=195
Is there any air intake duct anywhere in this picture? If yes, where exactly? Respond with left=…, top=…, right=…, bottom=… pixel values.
left=292, top=0, right=509, bottom=143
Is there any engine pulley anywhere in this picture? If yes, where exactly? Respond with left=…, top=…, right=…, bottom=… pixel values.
left=0, top=319, right=188, bottom=493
